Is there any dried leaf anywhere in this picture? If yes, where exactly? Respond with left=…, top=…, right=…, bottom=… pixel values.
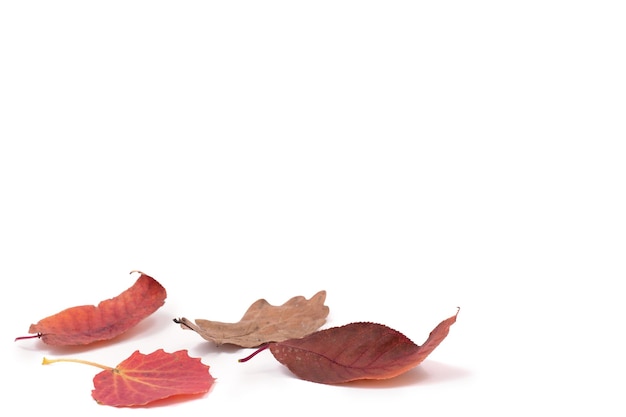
left=176, top=290, right=329, bottom=348
left=43, top=349, right=214, bottom=407
left=16, top=271, right=167, bottom=346
left=240, top=308, right=459, bottom=384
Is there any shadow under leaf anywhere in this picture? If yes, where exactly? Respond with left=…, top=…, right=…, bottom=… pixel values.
left=335, top=360, right=472, bottom=389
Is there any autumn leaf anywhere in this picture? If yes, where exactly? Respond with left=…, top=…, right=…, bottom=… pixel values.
left=42, top=349, right=214, bottom=407
left=15, top=271, right=167, bottom=346
left=240, top=308, right=459, bottom=384
left=175, top=290, right=329, bottom=348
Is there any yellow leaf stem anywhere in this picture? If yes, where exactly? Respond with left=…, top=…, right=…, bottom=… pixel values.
left=42, top=357, right=113, bottom=371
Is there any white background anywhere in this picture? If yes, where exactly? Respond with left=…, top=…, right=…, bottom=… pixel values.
left=2, top=1, right=625, bottom=415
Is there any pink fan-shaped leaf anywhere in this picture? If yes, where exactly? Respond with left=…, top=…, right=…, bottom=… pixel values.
left=92, top=349, right=215, bottom=407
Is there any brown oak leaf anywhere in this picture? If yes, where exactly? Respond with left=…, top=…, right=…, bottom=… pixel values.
left=175, top=290, right=328, bottom=348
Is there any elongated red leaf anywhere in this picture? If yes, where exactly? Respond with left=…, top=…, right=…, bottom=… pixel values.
left=92, top=349, right=214, bottom=407
left=264, top=309, right=458, bottom=384
left=18, top=272, right=166, bottom=346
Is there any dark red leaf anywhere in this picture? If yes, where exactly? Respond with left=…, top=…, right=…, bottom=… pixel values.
left=256, top=309, right=458, bottom=384
left=18, top=271, right=166, bottom=346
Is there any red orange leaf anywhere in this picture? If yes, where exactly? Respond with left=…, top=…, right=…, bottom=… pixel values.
left=241, top=308, right=459, bottom=384
left=43, top=349, right=214, bottom=407
left=16, top=271, right=166, bottom=346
